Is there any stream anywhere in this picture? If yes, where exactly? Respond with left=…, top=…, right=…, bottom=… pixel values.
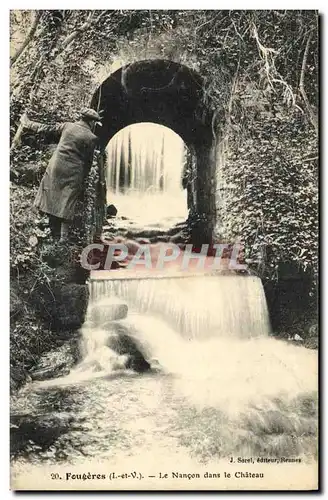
left=11, top=273, right=318, bottom=490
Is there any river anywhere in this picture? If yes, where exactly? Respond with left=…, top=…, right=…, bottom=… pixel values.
left=11, top=273, right=318, bottom=490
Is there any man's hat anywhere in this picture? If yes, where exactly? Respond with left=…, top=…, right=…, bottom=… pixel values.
left=81, top=108, right=102, bottom=122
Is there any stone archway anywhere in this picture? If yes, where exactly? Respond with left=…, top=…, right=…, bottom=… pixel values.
left=90, top=59, right=217, bottom=244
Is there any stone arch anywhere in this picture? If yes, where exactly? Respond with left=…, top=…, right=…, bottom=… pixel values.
left=90, top=59, right=217, bottom=244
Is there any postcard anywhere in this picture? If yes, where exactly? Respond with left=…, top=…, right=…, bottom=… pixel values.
left=10, top=9, right=318, bottom=491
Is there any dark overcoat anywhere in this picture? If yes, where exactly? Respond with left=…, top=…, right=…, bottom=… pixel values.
left=34, top=121, right=97, bottom=220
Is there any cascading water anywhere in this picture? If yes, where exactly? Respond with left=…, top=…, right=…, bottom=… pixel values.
left=90, top=275, right=270, bottom=340
left=61, top=274, right=272, bottom=384
left=11, top=273, right=318, bottom=488
left=105, top=124, right=188, bottom=229
left=107, top=124, right=184, bottom=193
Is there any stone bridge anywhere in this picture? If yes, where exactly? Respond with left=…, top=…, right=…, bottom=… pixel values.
left=86, top=59, right=217, bottom=246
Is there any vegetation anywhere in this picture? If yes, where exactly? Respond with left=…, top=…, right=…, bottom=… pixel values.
left=10, top=10, right=318, bottom=386
left=10, top=10, right=318, bottom=279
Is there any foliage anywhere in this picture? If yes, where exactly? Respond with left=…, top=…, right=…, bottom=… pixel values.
left=10, top=182, right=86, bottom=379
left=9, top=183, right=56, bottom=376
left=9, top=9, right=318, bottom=346
left=166, top=10, right=318, bottom=290
left=83, top=150, right=106, bottom=244
left=10, top=300, right=54, bottom=371
left=10, top=184, right=47, bottom=272
left=221, top=106, right=318, bottom=284
left=10, top=10, right=156, bottom=128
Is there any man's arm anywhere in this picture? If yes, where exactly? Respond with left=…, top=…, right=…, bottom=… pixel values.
left=20, top=113, right=66, bottom=141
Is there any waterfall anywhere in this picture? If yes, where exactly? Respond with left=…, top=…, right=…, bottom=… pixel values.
left=106, top=124, right=185, bottom=194
left=75, top=273, right=316, bottom=412
left=105, top=124, right=189, bottom=228
left=89, top=275, right=270, bottom=340
left=59, top=273, right=271, bottom=383
left=35, top=272, right=317, bottom=436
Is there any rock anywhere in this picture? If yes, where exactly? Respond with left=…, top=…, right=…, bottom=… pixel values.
left=150, top=358, right=162, bottom=370
left=30, top=365, right=70, bottom=381
left=102, top=224, right=115, bottom=232
left=287, top=333, right=304, bottom=342
left=167, top=221, right=188, bottom=235
left=104, top=322, right=151, bottom=373
left=106, top=334, right=150, bottom=373
left=125, top=353, right=150, bottom=373
left=106, top=204, right=118, bottom=217
left=155, top=235, right=171, bottom=243
left=31, top=283, right=89, bottom=330
left=29, top=342, right=77, bottom=381
left=169, top=231, right=190, bottom=244
left=89, top=299, right=128, bottom=325
left=54, top=284, right=89, bottom=330
left=126, top=229, right=167, bottom=239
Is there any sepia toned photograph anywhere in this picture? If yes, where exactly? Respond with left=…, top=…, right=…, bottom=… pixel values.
left=9, top=9, right=318, bottom=491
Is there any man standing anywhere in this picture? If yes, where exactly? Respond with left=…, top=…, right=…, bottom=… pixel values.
left=20, top=108, right=102, bottom=241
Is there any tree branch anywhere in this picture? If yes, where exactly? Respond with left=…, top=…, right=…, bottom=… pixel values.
left=60, top=11, right=95, bottom=51
left=299, top=32, right=318, bottom=133
left=11, top=11, right=41, bottom=67
left=10, top=10, right=110, bottom=149
left=57, top=10, right=107, bottom=55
